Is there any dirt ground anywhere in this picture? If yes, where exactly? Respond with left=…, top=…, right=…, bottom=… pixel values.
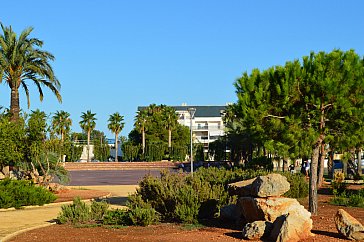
left=9, top=185, right=364, bottom=242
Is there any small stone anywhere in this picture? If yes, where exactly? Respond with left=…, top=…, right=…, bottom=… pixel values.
left=242, top=221, right=273, bottom=240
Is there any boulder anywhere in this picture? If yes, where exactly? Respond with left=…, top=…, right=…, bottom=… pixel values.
left=251, top=174, right=290, bottom=197
left=237, top=196, right=312, bottom=225
left=242, top=220, right=273, bottom=240
left=228, top=178, right=256, bottom=197
left=220, top=204, right=242, bottom=222
left=335, top=209, right=364, bottom=240
left=270, top=213, right=313, bottom=242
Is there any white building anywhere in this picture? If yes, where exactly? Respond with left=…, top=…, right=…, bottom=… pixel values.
left=172, top=104, right=227, bottom=153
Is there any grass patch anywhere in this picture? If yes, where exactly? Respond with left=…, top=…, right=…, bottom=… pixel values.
left=180, top=223, right=205, bottom=231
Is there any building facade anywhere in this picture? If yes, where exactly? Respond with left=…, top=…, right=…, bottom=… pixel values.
left=172, top=104, right=227, bottom=153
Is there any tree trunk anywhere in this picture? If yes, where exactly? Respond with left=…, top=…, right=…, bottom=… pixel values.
left=142, top=129, right=145, bottom=154
left=309, top=137, right=322, bottom=215
left=317, top=143, right=327, bottom=187
left=115, top=132, right=118, bottom=162
left=87, top=130, right=90, bottom=162
left=328, top=150, right=334, bottom=178
left=10, top=87, right=20, bottom=122
left=168, top=128, right=172, bottom=148
left=358, top=149, right=362, bottom=176
left=282, top=159, right=288, bottom=172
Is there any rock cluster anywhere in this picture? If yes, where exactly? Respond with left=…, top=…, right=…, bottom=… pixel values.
left=225, top=173, right=313, bottom=241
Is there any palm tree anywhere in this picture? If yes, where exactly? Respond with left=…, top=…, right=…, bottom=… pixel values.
left=51, top=110, right=72, bottom=142
left=108, top=112, right=125, bottom=162
left=0, top=23, right=61, bottom=122
left=79, top=110, right=96, bottom=162
left=135, top=109, right=148, bottom=155
left=163, top=106, right=177, bottom=148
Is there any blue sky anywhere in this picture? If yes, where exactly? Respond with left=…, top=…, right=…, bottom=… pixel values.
left=1, top=0, right=364, bottom=138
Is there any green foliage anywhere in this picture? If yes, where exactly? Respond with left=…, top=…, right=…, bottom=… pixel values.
left=58, top=197, right=91, bottom=224
left=331, top=171, right=348, bottom=195
left=145, top=141, right=167, bottom=161
left=103, top=196, right=160, bottom=226
left=0, top=179, right=56, bottom=209
left=0, top=116, right=26, bottom=169
left=58, top=197, right=109, bottom=224
left=122, top=142, right=140, bottom=161
left=90, top=200, right=109, bottom=221
left=282, top=172, right=309, bottom=198
left=245, top=156, right=274, bottom=171
left=330, top=189, right=364, bottom=208
left=132, top=104, right=190, bottom=161
left=103, top=209, right=130, bottom=225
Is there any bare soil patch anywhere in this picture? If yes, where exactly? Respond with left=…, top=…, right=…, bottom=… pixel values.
left=9, top=184, right=364, bottom=242
left=53, top=188, right=110, bottom=203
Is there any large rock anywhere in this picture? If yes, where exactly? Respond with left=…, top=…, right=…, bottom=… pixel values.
left=220, top=204, right=242, bottom=223
left=242, top=220, right=273, bottom=240
left=270, top=213, right=313, bottom=242
left=335, top=209, right=364, bottom=240
left=228, top=178, right=256, bottom=197
left=251, top=174, right=290, bottom=197
left=237, top=196, right=312, bottom=225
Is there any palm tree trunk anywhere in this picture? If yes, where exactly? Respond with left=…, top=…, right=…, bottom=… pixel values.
left=10, top=87, right=20, bottom=122
left=358, top=149, right=362, bottom=176
left=115, top=132, right=118, bottom=162
left=87, top=130, right=90, bottom=162
left=168, top=128, right=172, bottom=148
left=142, top=129, right=145, bottom=154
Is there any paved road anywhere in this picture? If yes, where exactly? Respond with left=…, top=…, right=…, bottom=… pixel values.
left=68, top=169, right=165, bottom=186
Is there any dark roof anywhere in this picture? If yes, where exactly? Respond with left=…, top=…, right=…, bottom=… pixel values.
left=137, top=105, right=226, bottom=118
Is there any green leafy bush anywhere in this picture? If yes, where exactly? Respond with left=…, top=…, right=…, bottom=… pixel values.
left=281, top=172, right=309, bottom=198
left=330, top=189, right=364, bottom=208
left=103, top=197, right=159, bottom=227
left=103, top=209, right=130, bottom=225
left=125, top=167, right=308, bottom=225
left=58, top=197, right=109, bottom=224
left=0, top=179, right=56, bottom=209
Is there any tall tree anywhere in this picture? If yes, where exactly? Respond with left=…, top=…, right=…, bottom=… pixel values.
left=51, top=110, right=72, bottom=142
left=163, top=106, right=178, bottom=148
left=233, top=49, right=364, bottom=215
left=108, top=112, right=124, bottom=162
left=79, top=110, right=96, bottom=162
left=0, top=23, right=61, bottom=122
left=135, top=109, right=148, bottom=154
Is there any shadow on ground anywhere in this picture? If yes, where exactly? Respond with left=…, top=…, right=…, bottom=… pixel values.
left=96, top=196, right=128, bottom=206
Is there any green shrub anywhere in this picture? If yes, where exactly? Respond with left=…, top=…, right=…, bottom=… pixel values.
left=58, top=197, right=91, bottom=224
left=281, top=172, right=309, bottom=198
left=103, top=209, right=130, bottom=226
left=58, top=198, right=109, bottom=224
left=103, top=204, right=159, bottom=226
left=0, top=179, right=56, bottom=209
left=128, top=206, right=160, bottom=226
left=331, top=171, right=348, bottom=195
left=330, top=189, right=364, bottom=208
left=91, top=200, right=109, bottom=221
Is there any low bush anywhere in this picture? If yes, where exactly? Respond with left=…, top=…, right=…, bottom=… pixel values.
left=330, top=189, right=364, bottom=208
left=0, top=178, right=56, bottom=209
left=58, top=197, right=109, bottom=224
left=103, top=198, right=159, bottom=227
left=124, top=167, right=307, bottom=225
left=331, top=171, right=348, bottom=195
left=282, top=172, right=309, bottom=198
